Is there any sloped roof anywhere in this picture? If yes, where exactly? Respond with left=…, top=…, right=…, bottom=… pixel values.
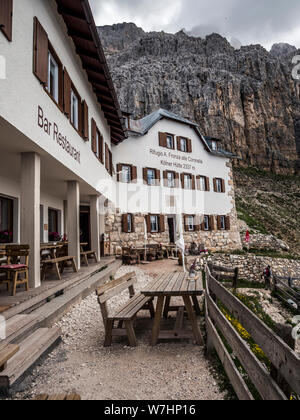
left=55, top=0, right=127, bottom=144
left=128, top=109, right=236, bottom=158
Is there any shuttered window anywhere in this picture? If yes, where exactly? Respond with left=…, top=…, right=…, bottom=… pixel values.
left=214, top=178, right=226, bottom=193
left=33, top=17, right=48, bottom=85
left=0, top=0, right=13, bottom=42
left=181, top=173, right=196, bottom=190
left=159, top=133, right=174, bottom=149
left=146, top=215, right=165, bottom=233
left=117, top=164, right=137, bottom=183
left=82, top=101, right=89, bottom=141
left=122, top=214, right=135, bottom=233
left=143, top=168, right=160, bottom=186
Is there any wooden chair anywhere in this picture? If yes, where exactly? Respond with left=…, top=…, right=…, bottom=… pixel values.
left=96, top=272, right=155, bottom=347
left=0, top=245, right=30, bottom=296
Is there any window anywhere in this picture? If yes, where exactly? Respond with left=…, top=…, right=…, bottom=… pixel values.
left=219, top=216, right=226, bottom=230
left=0, top=196, right=13, bottom=242
left=167, top=172, right=175, bottom=188
left=150, top=215, right=159, bottom=233
left=198, top=176, right=206, bottom=191
left=47, top=51, right=59, bottom=103
left=180, top=138, right=188, bottom=152
left=147, top=169, right=156, bottom=186
left=48, top=208, right=58, bottom=239
left=203, top=215, right=210, bottom=231
left=127, top=214, right=133, bottom=233
left=186, top=216, right=195, bottom=232
left=184, top=174, right=192, bottom=190
left=121, top=165, right=132, bottom=183
left=211, top=141, right=218, bottom=151
left=92, top=119, right=103, bottom=162
left=71, top=90, right=79, bottom=129
left=214, top=178, right=225, bottom=193
left=166, top=135, right=174, bottom=150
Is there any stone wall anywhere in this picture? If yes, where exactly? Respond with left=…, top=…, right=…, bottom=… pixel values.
left=105, top=210, right=242, bottom=255
left=240, top=233, right=290, bottom=252
left=198, top=253, right=300, bottom=284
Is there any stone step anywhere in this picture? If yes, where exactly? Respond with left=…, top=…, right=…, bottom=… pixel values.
left=0, top=327, right=61, bottom=395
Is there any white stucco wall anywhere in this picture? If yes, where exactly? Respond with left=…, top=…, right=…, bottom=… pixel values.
left=112, top=119, right=233, bottom=215
left=0, top=0, right=114, bottom=201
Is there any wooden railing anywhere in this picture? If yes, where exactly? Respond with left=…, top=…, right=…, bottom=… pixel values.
left=205, top=265, right=300, bottom=400
left=273, top=276, right=300, bottom=313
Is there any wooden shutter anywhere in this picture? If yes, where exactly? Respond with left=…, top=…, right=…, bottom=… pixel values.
left=192, top=175, right=196, bottom=190
left=184, top=215, right=189, bottom=232
left=209, top=216, right=215, bottom=231
left=194, top=216, right=200, bottom=232
left=155, top=169, right=161, bottom=185
left=201, top=217, right=205, bottom=231
left=177, top=137, right=181, bottom=151
left=63, top=69, right=71, bottom=118
left=159, top=215, right=165, bottom=233
left=122, top=214, right=128, bottom=233
left=146, top=215, right=151, bottom=233
left=78, top=94, right=83, bottom=135
left=181, top=174, right=185, bottom=189
left=159, top=132, right=167, bottom=148
left=91, top=119, right=97, bottom=153
left=213, top=178, right=217, bottom=192
left=225, top=216, right=231, bottom=231
left=33, top=17, right=48, bottom=85
left=0, top=0, right=13, bottom=41
left=131, top=166, right=137, bottom=183
left=131, top=214, right=135, bottom=233
left=205, top=177, right=210, bottom=191
left=174, top=172, right=179, bottom=188
left=143, top=168, right=148, bottom=185
left=163, top=171, right=168, bottom=187
left=105, top=144, right=109, bottom=172
left=217, top=216, right=222, bottom=230
left=187, top=139, right=192, bottom=153
left=221, top=179, right=226, bottom=193
left=82, top=101, right=89, bottom=141
left=116, top=164, right=122, bottom=182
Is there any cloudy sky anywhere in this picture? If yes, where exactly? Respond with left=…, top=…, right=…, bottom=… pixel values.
left=90, top=0, right=300, bottom=50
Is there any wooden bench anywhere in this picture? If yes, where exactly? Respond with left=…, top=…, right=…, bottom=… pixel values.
left=41, top=256, right=78, bottom=281
left=0, top=344, right=19, bottom=373
left=80, top=250, right=98, bottom=267
left=96, top=272, right=155, bottom=347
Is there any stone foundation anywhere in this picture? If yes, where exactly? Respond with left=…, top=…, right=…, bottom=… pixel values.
left=105, top=211, right=242, bottom=255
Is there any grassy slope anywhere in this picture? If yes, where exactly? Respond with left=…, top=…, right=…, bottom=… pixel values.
left=233, top=167, right=300, bottom=256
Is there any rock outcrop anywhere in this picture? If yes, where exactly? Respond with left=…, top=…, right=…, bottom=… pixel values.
left=98, top=23, right=300, bottom=174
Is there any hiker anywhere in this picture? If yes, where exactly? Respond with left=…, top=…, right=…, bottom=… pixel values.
left=262, top=265, right=272, bottom=290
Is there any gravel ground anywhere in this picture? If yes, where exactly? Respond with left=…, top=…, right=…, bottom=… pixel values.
left=9, top=265, right=225, bottom=401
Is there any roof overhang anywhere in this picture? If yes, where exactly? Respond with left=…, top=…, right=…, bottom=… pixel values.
left=55, top=0, right=127, bottom=144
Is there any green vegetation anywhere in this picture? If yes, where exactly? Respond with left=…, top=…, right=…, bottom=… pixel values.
left=234, top=166, right=300, bottom=256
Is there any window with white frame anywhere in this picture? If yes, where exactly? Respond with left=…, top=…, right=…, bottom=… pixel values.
left=198, top=176, right=206, bottom=191
left=211, top=141, right=218, bottom=151
left=121, top=165, right=132, bottom=183
left=220, top=216, right=226, bottom=230
left=70, top=90, right=79, bottom=129
left=147, top=169, right=156, bottom=186
left=216, top=178, right=223, bottom=193
left=180, top=138, right=188, bottom=152
left=203, top=215, right=210, bottom=231
left=167, top=171, right=175, bottom=188
left=184, top=174, right=192, bottom=189
left=166, top=135, right=174, bottom=149
left=187, top=216, right=195, bottom=231
left=47, top=52, right=59, bottom=103
left=150, top=215, right=159, bottom=233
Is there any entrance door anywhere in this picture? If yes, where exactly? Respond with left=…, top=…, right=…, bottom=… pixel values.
left=0, top=195, right=14, bottom=243
left=167, top=216, right=175, bottom=244
left=80, top=206, right=91, bottom=251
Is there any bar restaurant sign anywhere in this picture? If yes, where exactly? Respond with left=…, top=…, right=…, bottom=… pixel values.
left=37, top=106, right=81, bottom=163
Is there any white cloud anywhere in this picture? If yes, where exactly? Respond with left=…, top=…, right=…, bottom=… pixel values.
left=90, top=0, right=300, bottom=49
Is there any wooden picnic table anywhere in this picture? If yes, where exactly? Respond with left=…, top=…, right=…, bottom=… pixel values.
left=40, top=243, right=65, bottom=260
left=141, top=272, right=204, bottom=346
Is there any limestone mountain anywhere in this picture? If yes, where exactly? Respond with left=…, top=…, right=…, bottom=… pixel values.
left=98, top=23, right=300, bottom=175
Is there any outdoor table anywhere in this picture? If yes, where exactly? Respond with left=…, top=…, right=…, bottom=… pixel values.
left=80, top=242, right=88, bottom=252
left=141, top=272, right=204, bottom=346
left=40, top=243, right=64, bottom=259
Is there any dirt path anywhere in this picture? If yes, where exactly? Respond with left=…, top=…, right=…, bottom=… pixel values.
left=9, top=263, right=225, bottom=400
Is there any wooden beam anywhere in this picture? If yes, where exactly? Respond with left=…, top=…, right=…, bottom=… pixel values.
left=67, top=29, right=93, bottom=42
left=57, top=6, right=86, bottom=21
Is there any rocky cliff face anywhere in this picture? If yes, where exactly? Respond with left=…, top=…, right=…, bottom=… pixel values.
left=98, top=23, right=300, bottom=174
